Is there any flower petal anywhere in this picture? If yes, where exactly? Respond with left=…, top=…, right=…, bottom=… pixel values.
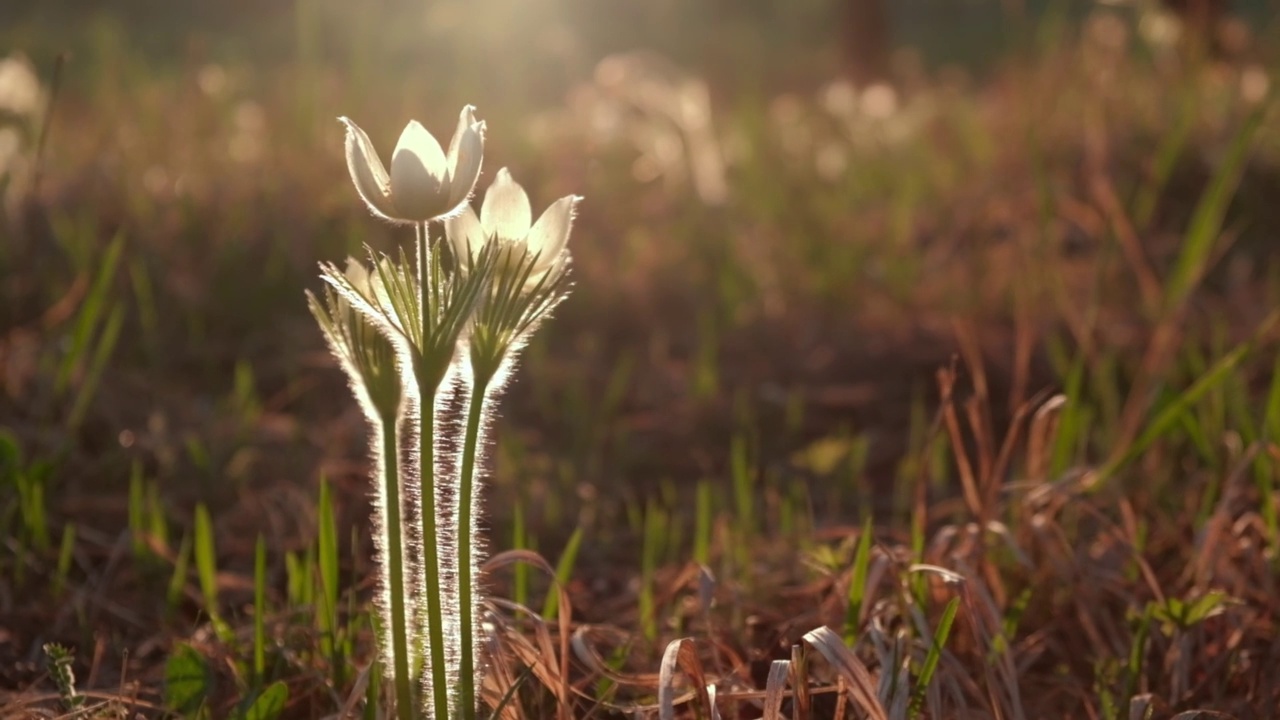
left=526, top=195, right=581, bottom=271
left=339, top=117, right=399, bottom=221
left=390, top=120, right=448, bottom=220
left=445, top=106, right=485, bottom=213
left=445, top=206, right=488, bottom=264
left=480, top=168, right=532, bottom=244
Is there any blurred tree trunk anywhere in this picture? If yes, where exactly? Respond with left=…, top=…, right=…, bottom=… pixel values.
left=839, top=0, right=891, bottom=84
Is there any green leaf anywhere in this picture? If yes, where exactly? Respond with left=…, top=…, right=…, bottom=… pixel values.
left=238, top=680, right=288, bottom=720
left=1150, top=591, right=1231, bottom=633
left=165, top=643, right=211, bottom=714
left=792, top=435, right=856, bottom=476
left=1183, top=590, right=1230, bottom=626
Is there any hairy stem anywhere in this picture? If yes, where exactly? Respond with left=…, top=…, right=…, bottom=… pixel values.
left=380, top=413, right=416, bottom=720
left=418, top=388, right=450, bottom=719
left=415, top=221, right=452, bottom=720
left=456, top=374, right=490, bottom=720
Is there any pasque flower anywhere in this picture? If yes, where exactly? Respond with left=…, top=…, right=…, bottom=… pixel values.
left=321, top=109, right=583, bottom=720
left=341, top=106, right=485, bottom=223
left=438, top=167, right=580, bottom=720
left=445, top=167, right=580, bottom=286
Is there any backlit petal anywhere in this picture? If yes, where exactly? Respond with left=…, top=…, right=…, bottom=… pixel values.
left=390, top=120, right=448, bottom=220
left=445, top=108, right=485, bottom=213
left=526, top=195, right=581, bottom=271
left=445, top=206, right=488, bottom=264
left=340, top=117, right=398, bottom=220
left=480, top=168, right=532, bottom=243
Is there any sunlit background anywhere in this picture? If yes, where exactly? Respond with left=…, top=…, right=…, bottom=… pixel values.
left=4, top=0, right=1280, bottom=569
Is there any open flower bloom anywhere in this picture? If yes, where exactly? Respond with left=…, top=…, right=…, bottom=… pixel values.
left=445, top=167, right=580, bottom=286
left=340, top=106, right=485, bottom=223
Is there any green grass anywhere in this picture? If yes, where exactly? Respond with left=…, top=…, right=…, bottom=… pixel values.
left=4, top=2, right=1280, bottom=718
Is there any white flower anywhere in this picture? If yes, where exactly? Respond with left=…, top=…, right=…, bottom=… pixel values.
left=0, top=54, right=44, bottom=118
left=445, top=167, right=580, bottom=283
left=340, top=106, right=485, bottom=223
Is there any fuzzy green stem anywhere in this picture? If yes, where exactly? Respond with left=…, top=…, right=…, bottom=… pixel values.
left=415, top=221, right=452, bottom=720
left=418, top=387, right=451, bottom=720
left=380, top=413, right=416, bottom=720
left=457, top=374, right=491, bottom=720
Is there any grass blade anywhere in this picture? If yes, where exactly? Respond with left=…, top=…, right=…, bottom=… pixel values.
left=167, top=532, right=192, bottom=613
left=253, top=533, right=267, bottom=684
left=55, top=231, right=125, bottom=394
left=763, top=659, right=791, bottom=720
left=67, top=302, right=124, bottom=430
left=909, top=596, right=959, bottom=718
left=803, top=626, right=888, bottom=720
left=1097, top=311, right=1280, bottom=485
left=316, top=476, right=340, bottom=670
left=658, top=638, right=713, bottom=720
left=53, top=522, right=75, bottom=598
left=193, top=503, right=231, bottom=641
left=542, top=527, right=583, bottom=622
left=1163, top=103, right=1266, bottom=315
left=844, top=517, right=874, bottom=646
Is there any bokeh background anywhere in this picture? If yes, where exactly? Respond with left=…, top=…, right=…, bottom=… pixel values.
left=4, top=0, right=1280, bottom=716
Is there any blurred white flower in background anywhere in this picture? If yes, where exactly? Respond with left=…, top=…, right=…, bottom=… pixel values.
left=1138, top=9, right=1183, bottom=50
left=860, top=84, right=899, bottom=121
left=813, top=76, right=932, bottom=170
left=1240, top=65, right=1270, bottom=106
left=197, top=64, right=230, bottom=99
left=0, top=52, right=46, bottom=227
left=0, top=53, right=44, bottom=119
left=820, top=80, right=859, bottom=119
left=531, top=51, right=728, bottom=206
